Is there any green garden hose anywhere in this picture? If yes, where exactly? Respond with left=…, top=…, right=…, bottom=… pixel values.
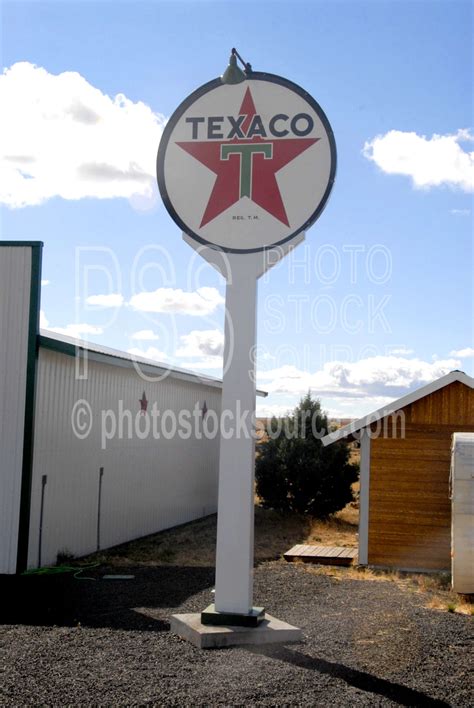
left=22, top=562, right=100, bottom=580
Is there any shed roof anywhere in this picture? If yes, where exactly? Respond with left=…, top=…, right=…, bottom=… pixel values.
left=321, top=370, right=474, bottom=446
left=39, top=330, right=268, bottom=397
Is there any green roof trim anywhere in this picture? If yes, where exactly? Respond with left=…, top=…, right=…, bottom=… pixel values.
left=0, top=241, right=44, bottom=248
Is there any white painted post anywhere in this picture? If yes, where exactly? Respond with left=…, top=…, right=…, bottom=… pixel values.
left=183, top=232, right=305, bottom=616
left=358, top=428, right=371, bottom=566
left=215, top=255, right=258, bottom=614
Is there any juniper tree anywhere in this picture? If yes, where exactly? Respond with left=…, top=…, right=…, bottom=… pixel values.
left=256, top=393, right=358, bottom=517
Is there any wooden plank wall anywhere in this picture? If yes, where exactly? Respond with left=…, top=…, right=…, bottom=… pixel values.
left=368, top=382, right=474, bottom=570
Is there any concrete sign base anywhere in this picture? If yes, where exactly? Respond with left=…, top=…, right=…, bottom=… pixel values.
left=170, top=612, right=302, bottom=649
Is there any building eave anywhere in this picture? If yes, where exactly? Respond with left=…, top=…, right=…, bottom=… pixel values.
left=321, top=370, right=474, bottom=446
left=39, top=330, right=268, bottom=397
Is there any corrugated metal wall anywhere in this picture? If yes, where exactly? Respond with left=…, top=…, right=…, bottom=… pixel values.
left=0, top=246, right=32, bottom=573
left=27, top=347, right=221, bottom=568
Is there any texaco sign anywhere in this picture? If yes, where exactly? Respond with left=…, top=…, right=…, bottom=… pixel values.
left=157, top=73, right=336, bottom=253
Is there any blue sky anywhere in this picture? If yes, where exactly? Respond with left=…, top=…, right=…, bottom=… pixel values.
left=1, top=0, right=472, bottom=418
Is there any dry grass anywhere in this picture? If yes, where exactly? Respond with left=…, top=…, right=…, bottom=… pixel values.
left=302, top=563, right=474, bottom=617
left=305, top=502, right=359, bottom=548
left=303, top=563, right=401, bottom=584
left=85, top=484, right=360, bottom=567
left=254, top=507, right=311, bottom=561
left=84, top=507, right=310, bottom=568
left=427, top=595, right=474, bottom=616
left=349, top=444, right=360, bottom=467
left=86, top=497, right=357, bottom=568
left=88, top=515, right=218, bottom=567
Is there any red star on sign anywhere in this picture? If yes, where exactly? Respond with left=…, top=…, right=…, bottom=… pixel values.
left=139, top=391, right=148, bottom=414
left=176, top=88, right=319, bottom=227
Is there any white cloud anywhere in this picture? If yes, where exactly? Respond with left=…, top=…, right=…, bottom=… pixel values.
left=322, top=394, right=397, bottom=420
left=363, top=129, right=474, bottom=192
left=39, top=310, right=49, bottom=328
left=450, top=209, right=471, bottom=216
left=174, top=328, right=224, bottom=370
left=256, top=354, right=464, bottom=421
left=47, top=323, right=103, bottom=337
left=176, top=357, right=223, bottom=371
left=41, top=279, right=50, bottom=286
left=129, top=287, right=224, bottom=316
left=86, top=293, right=124, bottom=307
left=176, top=329, right=224, bottom=358
left=256, top=403, right=293, bottom=419
left=127, top=346, right=168, bottom=363
left=387, top=346, right=414, bottom=355
left=257, top=393, right=399, bottom=422
left=450, top=347, right=474, bottom=358
left=130, top=329, right=160, bottom=341
left=0, top=62, right=166, bottom=208
left=258, top=355, right=461, bottom=398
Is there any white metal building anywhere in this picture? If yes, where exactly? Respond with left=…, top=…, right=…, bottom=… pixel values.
left=1, top=242, right=262, bottom=574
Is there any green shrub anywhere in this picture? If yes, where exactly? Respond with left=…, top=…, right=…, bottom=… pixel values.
left=256, top=393, right=358, bottom=518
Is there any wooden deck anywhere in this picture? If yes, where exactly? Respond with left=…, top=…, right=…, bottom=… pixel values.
left=284, top=544, right=358, bottom=566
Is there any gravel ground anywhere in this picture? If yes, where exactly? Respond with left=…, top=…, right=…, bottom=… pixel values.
left=1, top=561, right=472, bottom=706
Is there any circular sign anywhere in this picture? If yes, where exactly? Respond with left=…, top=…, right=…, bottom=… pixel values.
left=157, top=72, right=336, bottom=253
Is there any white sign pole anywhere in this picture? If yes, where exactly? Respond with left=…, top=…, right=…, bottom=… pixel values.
left=183, top=232, right=305, bottom=621
left=215, top=252, right=259, bottom=616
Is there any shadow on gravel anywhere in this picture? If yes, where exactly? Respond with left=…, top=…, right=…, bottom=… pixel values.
left=0, top=565, right=214, bottom=630
left=248, top=646, right=450, bottom=708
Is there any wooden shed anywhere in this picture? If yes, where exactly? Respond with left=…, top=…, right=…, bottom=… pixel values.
left=322, top=371, right=474, bottom=572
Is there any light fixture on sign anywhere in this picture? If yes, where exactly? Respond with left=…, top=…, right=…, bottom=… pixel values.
left=221, top=47, right=251, bottom=85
